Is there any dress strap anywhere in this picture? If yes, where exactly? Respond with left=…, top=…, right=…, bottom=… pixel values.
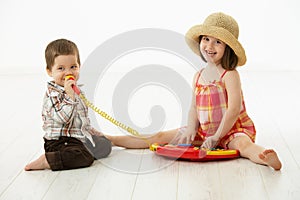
left=220, top=70, right=227, bottom=80
left=195, top=69, right=204, bottom=87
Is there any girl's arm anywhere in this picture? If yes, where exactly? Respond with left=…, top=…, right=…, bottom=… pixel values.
left=178, top=72, right=200, bottom=144
left=201, top=70, right=242, bottom=148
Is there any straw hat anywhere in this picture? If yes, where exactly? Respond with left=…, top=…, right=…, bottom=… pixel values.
left=185, top=12, right=246, bottom=66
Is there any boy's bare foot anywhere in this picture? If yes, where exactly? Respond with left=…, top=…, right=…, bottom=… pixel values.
left=259, top=149, right=282, bottom=170
left=24, top=154, right=50, bottom=171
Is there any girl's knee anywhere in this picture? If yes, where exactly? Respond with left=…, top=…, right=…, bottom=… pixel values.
left=229, top=136, right=253, bottom=151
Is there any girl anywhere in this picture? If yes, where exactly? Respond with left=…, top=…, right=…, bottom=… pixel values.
left=107, top=12, right=282, bottom=170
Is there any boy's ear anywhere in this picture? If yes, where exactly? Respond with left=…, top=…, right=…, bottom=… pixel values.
left=46, top=68, right=52, bottom=77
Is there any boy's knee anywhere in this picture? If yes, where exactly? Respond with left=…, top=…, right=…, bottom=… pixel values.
left=60, top=148, right=94, bottom=170
left=92, top=136, right=112, bottom=159
left=80, top=152, right=94, bottom=167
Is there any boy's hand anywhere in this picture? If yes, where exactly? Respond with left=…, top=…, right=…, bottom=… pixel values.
left=90, top=128, right=104, bottom=136
left=64, top=78, right=76, bottom=101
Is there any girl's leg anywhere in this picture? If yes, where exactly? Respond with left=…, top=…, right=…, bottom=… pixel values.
left=106, top=129, right=178, bottom=149
left=228, top=136, right=282, bottom=170
left=25, top=154, right=50, bottom=171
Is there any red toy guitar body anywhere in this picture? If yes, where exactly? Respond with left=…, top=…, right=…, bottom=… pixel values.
left=150, top=143, right=240, bottom=161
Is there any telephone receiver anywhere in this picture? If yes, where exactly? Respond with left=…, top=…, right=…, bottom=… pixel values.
left=65, top=75, right=81, bottom=95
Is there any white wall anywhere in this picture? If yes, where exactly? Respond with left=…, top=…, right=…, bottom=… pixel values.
left=0, top=0, right=299, bottom=74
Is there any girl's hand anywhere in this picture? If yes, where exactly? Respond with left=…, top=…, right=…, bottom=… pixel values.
left=175, top=130, right=197, bottom=145
left=201, top=135, right=219, bottom=149
left=64, top=79, right=76, bottom=100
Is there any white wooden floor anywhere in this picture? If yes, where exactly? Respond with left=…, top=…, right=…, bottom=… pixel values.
left=0, top=71, right=300, bottom=200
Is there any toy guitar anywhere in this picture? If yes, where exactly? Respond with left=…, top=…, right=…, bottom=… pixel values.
left=150, top=143, right=240, bottom=161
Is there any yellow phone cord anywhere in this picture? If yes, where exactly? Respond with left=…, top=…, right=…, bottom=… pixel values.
left=79, top=93, right=151, bottom=146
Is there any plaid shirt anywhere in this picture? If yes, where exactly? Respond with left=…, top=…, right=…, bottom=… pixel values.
left=42, top=81, right=94, bottom=145
left=195, top=70, right=256, bottom=147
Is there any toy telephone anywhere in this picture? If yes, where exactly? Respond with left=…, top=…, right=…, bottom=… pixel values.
left=150, top=143, right=240, bottom=161
left=65, top=75, right=150, bottom=145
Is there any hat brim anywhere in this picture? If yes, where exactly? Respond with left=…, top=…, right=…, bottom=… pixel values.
left=186, top=25, right=246, bottom=66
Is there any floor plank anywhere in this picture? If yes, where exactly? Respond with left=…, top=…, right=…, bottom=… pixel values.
left=0, top=168, right=58, bottom=200
left=132, top=150, right=179, bottom=200
left=177, top=161, right=222, bottom=200
left=219, top=159, right=269, bottom=200
left=42, top=166, right=100, bottom=200
left=87, top=164, right=137, bottom=200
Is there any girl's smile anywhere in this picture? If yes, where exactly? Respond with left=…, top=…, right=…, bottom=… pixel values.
left=200, top=36, right=226, bottom=65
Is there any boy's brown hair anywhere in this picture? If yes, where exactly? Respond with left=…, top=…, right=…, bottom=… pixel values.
left=198, top=35, right=238, bottom=70
left=45, top=39, right=81, bottom=70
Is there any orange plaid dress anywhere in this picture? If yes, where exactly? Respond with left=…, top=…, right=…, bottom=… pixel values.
left=194, top=69, right=256, bottom=148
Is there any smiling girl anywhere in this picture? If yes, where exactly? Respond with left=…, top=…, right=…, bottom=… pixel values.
left=108, top=12, right=282, bottom=170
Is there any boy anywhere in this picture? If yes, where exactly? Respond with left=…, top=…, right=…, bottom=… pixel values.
left=25, top=39, right=112, bottom=171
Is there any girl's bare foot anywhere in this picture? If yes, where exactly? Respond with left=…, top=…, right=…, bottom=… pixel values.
left=24, top=154, right=50, bottom=171
left=259, top=149, right=282, bottom=170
